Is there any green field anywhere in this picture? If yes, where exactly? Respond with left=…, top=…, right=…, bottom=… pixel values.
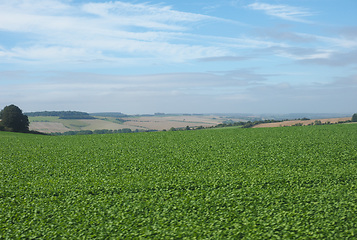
left=1, top=124, right=357, bottom=239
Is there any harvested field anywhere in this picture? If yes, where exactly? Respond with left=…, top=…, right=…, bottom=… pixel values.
left=78, top=119, right=146, bottom=131
left=30, top=122, right=70, bottom=133
left=253, top=117, right=351, bottom=128
left=29, top=115, right=229, bottom=133
left=121, top=115, right=225, bottom=130
left=29, top=115, right=352, bottom=133
left=29, top=119, right=145, bottom=133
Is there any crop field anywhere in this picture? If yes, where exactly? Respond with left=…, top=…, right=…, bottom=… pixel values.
left=120, top=115, right=229, bottom=131
left=29, top=115, right=237, bottom=133
left=253, top=117, right=352, bottom=128
left=1, top=124, right=357, bottom=239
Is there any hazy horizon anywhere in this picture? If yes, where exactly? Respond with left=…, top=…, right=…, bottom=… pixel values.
left=24, top=109, right=353, bottom=118
left=1, top=0, right=356, bottom=114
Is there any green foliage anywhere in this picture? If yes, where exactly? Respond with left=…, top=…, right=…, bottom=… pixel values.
left=1, top=124, right=357, bottom=239
left=352, top=113, right=357, bottom=122
left=314, top=120, right=322, bottom=125
left=217, top=119, right=282, bottom=129
left=91, top=112, right=128, bottom=118
left=0, top=104, right=29, bottom=132
left=114, top=118, right=127, bottom=124
left=26, top=111, right=95, bottom=119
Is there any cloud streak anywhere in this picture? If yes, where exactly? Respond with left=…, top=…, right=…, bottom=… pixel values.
left=81, top=1, right=214, bottom=31
left=248, top=2, right=315, bottom=23
left=0, top=0, right=236, bottom=65
left=298, top=50, right=357, bottom=67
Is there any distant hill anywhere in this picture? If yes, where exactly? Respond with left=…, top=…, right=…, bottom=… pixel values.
left=259, top=113, right=352, bottom=120
left=90, top=112, right=128, bottom=118
left=25, top=111, right=95, bottom=119
left=217, top=113, right=352, bottom=121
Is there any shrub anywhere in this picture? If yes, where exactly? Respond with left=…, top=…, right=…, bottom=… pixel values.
left=0, top=104, right=29, bottom=132
left=352, top=113, right=357, bottom=122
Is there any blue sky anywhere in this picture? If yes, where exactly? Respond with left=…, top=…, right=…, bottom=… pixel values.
left=0, top=0, right=356, bottom=114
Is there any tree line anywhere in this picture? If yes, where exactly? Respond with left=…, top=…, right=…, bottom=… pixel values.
left=25, top=111, right=95, bottom=119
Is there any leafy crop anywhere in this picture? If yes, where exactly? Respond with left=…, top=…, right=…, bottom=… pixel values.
left=1, top=124, right=357, bottom=239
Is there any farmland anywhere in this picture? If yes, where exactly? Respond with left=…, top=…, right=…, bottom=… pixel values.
left=1, top=124, right=357, bottom=238
left=28, top=114, right=233, bottom=133
left=253, top=117, right=352, bottom=128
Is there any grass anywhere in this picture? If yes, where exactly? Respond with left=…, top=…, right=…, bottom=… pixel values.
left=29, top=116, right=60, bottom=122
left=1, top=124, right=357, bottom=239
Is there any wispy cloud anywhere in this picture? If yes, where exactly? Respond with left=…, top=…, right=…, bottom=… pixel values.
left=81, top=1, right=214, bottom=31
left=0, top=0, right=320, bottom=67
left=254, top=28, right=317, bottom=43
left=298, top=49, right=357, bottom=67
left=197, top=55, right=252, bottom=62
left=248, top=3, right=315, bottom=23
left=254, top=27, right=357, bottom=48
left=0, top=0, right=236, bottom=65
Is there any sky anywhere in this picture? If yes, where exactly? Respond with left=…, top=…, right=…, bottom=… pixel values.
left=0, top=0, right=356, bottom=114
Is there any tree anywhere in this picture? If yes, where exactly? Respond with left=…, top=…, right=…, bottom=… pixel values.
left=352, top=113, right=357, bottom=122
left=314, top=120, right=322, bottom=125
left=0, top=104, right=29, bottom=132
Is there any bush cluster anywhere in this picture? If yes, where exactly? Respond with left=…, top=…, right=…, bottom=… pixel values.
left=0, top=104, right=29, bottom=133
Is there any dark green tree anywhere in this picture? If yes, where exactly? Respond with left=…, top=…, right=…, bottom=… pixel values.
left=352, top=113, right=357, bottom=122
left=314, top=120, right=322, bottom=125
left=0, top=104, right=29, bottom=132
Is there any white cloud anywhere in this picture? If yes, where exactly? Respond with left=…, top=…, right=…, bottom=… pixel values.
left=0, top=46, right=91, bottom=61
left=266, top=46, right=333, bottom=61
left=313, top=34, right=357, bottom=48
left=248, top=3, right=314, bottom=23
left=81, top=1, right=212, bottom=30
left=0, top=0, right=316, bottom=67
left=298, top=49, right=357, bottom=66
left=254, top=28, right=357, bottom=48
left=0, top=0, right=234, bottom=65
